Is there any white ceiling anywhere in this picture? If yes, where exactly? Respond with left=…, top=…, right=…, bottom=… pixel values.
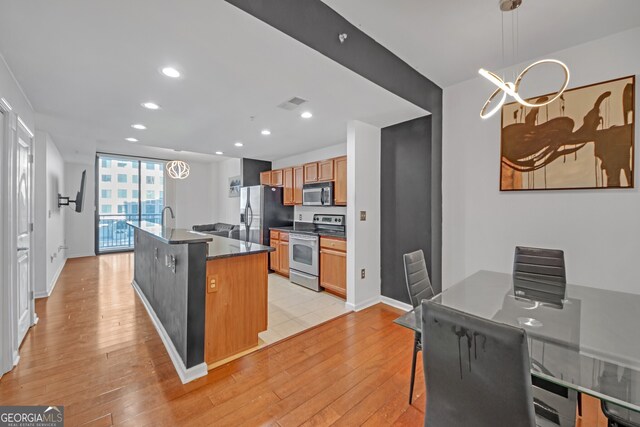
left=0, top=0, right=427, bottom=164
left=324, top=0, right=640, bottom=88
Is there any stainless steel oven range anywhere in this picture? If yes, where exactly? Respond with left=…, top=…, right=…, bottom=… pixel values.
left=289, top=214, right=345, bottom=291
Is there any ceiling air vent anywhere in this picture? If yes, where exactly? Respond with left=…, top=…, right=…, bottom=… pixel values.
left=277, top=96, right=307, bottom=111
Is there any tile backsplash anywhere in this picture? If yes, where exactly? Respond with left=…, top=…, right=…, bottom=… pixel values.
left=294, top=205, right=347, bottom=223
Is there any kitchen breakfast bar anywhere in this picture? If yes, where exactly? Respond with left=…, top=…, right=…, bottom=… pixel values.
left=127, top=221, right=274, bottom=383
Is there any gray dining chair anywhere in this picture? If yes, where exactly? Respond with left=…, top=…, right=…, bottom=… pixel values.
left=599, top=363, right=640, bottom=427
left=602, top=402, right=640, bottom=427
left=513, top=246, right=566, bottom=298
left=513, top=246, right=582, bottom=416
left=403, top=249, right=435, bottom=404
left=421, top=299, right=572, bottom=427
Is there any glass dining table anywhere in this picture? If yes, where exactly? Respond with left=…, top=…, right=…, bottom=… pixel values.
left=394, top=270, right=640, bottom=417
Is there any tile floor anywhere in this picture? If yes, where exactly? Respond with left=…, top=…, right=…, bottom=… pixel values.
left=258, top=273, right=350, bottom=347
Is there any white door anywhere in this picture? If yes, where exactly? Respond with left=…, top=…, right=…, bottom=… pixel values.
left=16, top=123, right=32, bottom=344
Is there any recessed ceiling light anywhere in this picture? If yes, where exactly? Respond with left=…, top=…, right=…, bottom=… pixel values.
left=131, top=124, right=146, bottom=130
left=234, top=142, right=243, bottom=147
left=125, top=137, right=138, bottom=142
left=161, top=67, right=180, bottom=78
left=301, top=111, right=313, bottom=119
left=261, top=129, right=271, bottom=136
left=215, top=151, right=224, bottom=155
left=141, top=102, right=160, bottom=110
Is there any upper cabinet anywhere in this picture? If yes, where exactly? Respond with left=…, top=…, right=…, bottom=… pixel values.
left=262, top=155, right=347, bottom=206
left=271, top=169, right=283, bottom=187
left=334, top=156, right=347, bottom=206
left=318, top=159, right=334, bottom=182
left=260, top=171, right=271, bottom=186
left=283, top=168, right=294, bottom=205
left=303, top=162, right=318, bottom=183
left=293, top=166, right=304, bottom=205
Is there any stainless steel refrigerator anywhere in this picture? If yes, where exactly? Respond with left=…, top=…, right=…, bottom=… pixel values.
left=239, top=185, right=294, bottom=245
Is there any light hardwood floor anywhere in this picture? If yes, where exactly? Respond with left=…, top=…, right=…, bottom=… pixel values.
left=0, top=253, right=607, bottom=426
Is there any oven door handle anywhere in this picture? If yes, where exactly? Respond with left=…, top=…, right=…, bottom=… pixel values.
left=291, top=235, right=318, bottom=242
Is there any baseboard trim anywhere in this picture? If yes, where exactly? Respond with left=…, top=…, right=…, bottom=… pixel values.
left=66, top=252, right=95, bottom=259
left=35, top=258, right=66, bottom=299
left=131, top=280, right=207, bottom=384
left=353, top=296, right=381, bottom=312
left=379, top=296, right=412, bottom=312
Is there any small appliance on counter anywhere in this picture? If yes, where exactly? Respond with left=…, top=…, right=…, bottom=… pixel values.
left=302, top=182, right=334, bottom=206
left=289, top=214, right=345, bottom=291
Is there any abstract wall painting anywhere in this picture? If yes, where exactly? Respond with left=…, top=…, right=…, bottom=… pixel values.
left=500, top=76, right=635, bottom=191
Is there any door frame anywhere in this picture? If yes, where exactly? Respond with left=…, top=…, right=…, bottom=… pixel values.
left=0, top=96, right=36, bottom=376
left=0, top=97, right=11, bottom=376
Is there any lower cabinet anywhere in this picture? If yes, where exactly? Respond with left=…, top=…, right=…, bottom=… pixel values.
left=320, top=236, right=346, bottom=298
left=270, top=230, right=289, bottom=277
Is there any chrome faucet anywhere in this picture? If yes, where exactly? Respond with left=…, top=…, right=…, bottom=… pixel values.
left=161, top=206, right=175, bottom=228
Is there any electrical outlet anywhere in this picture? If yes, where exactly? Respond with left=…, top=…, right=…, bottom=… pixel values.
left=361, top=268, right=366, bottom=279
left=298, top=214, right=302, bottom=221
left=360, top=211, right=367, bottom=221
left=207, top=276, right=218, bottom=293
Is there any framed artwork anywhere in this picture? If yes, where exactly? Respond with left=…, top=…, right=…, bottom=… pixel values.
left=228, top=176, right=241, bottom=198
left=500, top=75, right=635, bottom=191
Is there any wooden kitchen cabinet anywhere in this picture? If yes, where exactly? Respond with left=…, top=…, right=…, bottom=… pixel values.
left=334, top=156, right=347, bottom=205
left=279, top=240, right=289, bottom=277
left=320, top=236, right=346, bottom=299
left=318, top=159, right=334, bottom=182
left=269, top=230, right=289, bottom=277
left=304, top=162, right=318, bottom=183
left=269, top=231, right=279, bottom=272
left=293, top=166, right=303, bottom=205
left=271, top=169, right=283, bottom=187
left=260, top=171, right=271, bottom=185
left=283, top=168, right=294, bottom=205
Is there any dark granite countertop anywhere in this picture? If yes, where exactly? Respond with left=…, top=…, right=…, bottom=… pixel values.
left=127, top=221, right=214, bottom=244
left=206, top=236, right=274, bottom=260
left=270, top=226, right=346, bottom=240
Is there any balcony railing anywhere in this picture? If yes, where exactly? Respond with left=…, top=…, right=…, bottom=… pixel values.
left=97, top=213, right=162, bottom=252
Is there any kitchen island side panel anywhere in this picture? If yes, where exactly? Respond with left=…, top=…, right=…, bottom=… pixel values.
left=133, top=229, right=206, bottom=368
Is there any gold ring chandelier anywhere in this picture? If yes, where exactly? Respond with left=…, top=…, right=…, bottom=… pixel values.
left=479, top=59, right=570, bottom=119
left=166, top=160, right=190, bottom=179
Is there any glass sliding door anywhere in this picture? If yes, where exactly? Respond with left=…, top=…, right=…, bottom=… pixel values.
left=96, top=154, right=165, bottom=253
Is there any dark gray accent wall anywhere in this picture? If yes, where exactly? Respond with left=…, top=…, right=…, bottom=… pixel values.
left=381, top=116, right=437, bottom=303
left=133, top=229, right=206, bottom=368
left=225, top=0, right=442, bottom=294
left=241, top=158, right=271, bottom=187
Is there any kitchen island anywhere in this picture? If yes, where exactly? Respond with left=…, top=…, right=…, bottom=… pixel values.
left=127, top=221, right=274, bottom=383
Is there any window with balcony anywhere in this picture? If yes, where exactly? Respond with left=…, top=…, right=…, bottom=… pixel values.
left=96, top=155, right=165, bottom=254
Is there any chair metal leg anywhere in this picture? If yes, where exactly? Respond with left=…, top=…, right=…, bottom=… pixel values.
left=409, top=333, right=420, bottom=404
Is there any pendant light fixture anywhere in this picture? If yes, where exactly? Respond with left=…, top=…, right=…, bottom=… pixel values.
left=479, top=0, right=570, bottom=119
left=166, top=160, right=190, bottom=179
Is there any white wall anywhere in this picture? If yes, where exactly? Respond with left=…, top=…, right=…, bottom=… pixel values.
left=64, top=161, right=95, bottom=258
left=214, top=158, right=241, bottom=225
left=33, top=132, right=66, bottom=297
left=271, top=143, right=346, bottom=170
left=346, top=121, right=381, bottom=310
left=169, top=161, right=217, bottom=229
left=45, top=135, right=66, bottom=291
left=442, top=27, right=640, bottom=294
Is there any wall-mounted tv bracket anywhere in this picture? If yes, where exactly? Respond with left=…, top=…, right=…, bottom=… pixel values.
left=58, top=194, right=78, bottom=208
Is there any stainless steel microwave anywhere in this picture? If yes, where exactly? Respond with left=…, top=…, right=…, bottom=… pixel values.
left=302, top=182, right=334, bottom=206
